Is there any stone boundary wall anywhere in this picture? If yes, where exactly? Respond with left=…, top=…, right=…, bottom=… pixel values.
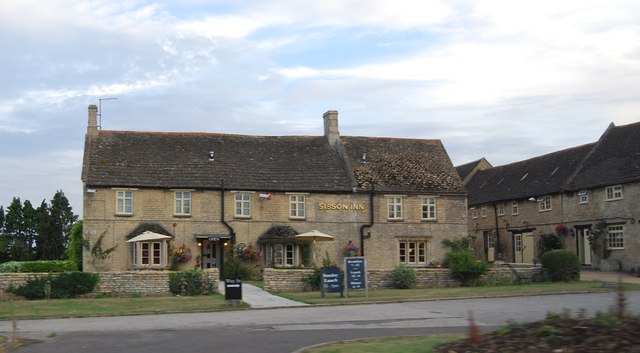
left=263, top=268, right=315, bottom=292
left=0, top=269, right=219, bottom=297
left=263, top=266, right=544, bottom=292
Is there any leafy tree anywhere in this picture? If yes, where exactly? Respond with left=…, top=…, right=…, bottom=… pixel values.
left=64, top=220, right=83, bottom=271
left=37, top=191, right=77, bottom=260
left=4, top=197, right=30, bottom=260
left=0, top=205, right=5, bottom=230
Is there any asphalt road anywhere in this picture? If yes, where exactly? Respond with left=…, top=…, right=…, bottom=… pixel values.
left=4, top=291, right=640, bottom=353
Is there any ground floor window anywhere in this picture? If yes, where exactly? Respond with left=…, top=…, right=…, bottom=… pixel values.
left=607, top=225, right=624, bottom=249
left=398, top=239, right=428, bottom=265
left=130, top=241, right=168, bottom=269
left=264, top=243, right=299, bottom=267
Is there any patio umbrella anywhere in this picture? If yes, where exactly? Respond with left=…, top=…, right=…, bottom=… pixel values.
left=294, top=230, right=335, bottom=261
left=126, top=230, right=173, bottom=243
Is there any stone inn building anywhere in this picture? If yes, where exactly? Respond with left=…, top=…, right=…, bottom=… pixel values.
left=458, top=121, right=640, bottom=272
left=81, top=105, right=468, bottom=276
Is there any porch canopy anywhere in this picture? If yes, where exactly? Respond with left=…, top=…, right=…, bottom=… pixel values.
left=126, top=230, right=172, bottom=243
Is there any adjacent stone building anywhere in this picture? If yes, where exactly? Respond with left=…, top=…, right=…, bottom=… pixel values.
left=458, top=122, right=640, bottom=272
left=82, top=106, right=468, bottom=275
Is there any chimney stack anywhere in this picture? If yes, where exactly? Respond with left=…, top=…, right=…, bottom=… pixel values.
left=323, top=110, right=339, bottom=146
left=87, top=104, right=98, bottom=137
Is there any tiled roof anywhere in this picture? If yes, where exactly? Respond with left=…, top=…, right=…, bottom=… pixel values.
left=341, top=136, right=465, bottom=194
left=84, top=131, right=354, bottom=192
left=464, top=143, right=595, bottom=205
left=567, top=121, right=640, bottom=190
left=83, top=130, right=464, bottom=195
left=456, top=159, right=483, bottom=182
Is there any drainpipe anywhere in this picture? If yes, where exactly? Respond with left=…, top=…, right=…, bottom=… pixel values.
left=359, top=184, right=375, bottom=256
left=220, top=179, right=236, bottom=246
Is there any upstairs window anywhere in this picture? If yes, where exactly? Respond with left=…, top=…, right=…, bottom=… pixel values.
left=497, top=203, right=505, bottom=216
left=174, top=191, right=191, bottom=216
left=421, top=197, right=436, bottom=220
left=116, top=190, right=133, bottom=215
left=471, top=207, right=478, bottom=219
left=289, top=194, right=306, bottom=219
left=481, top=206, right=487, bottom=218
left=387, top=196, right=403, bottom=220
left=511, top=201, right=519, bottom=215
left=234, top=193, right=251, bottom=218
left=538, top=196, right=552, bottom=212
left=578, top=190, right=589, bottom=204
left=606, top=185, right=623, bottom=201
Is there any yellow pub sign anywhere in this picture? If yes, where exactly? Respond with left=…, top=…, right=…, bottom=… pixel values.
left=318, top=203, right=366, bottom=211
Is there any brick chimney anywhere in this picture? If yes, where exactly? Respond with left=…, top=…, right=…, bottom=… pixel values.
left=323, top=110, right=339, bottom=146
left=87, top=104, right=98, bottom=137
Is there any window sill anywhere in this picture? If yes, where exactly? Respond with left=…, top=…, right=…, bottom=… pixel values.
left=115, top=213, right=134, bottom=217
left=173, top=214, right=192, bottom=218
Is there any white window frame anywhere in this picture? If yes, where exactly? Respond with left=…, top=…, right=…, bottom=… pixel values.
left=289, top=194, right=306, bottom=219
left=234, top=192, right=251, bottom=218
left=174, top=191, right=191, bottom=216
left=481, top=206, right=487, bottom=218
left=607, top=225, right=624, bottom=249
left=265, top=243, right=298, bottom=267
left=387, top=196, right=403, bottom=220
left=421, top=197, right=436, bottom=221
left=130, top=240, right=168, bottom=269
left=471, top=207, right=478, bottom=219
left=116, top=190, right=133, bottom=215
left=398, top=239, right=428, bottom=265
left=538, top=196, right=552, bottom=212
left=578, top=190, right=589, bottom=204
left=511, top=201, right=519, bottom=215
left=605, top=185, right=623, bottom=201
left=497, top=203, right=505, bottom=216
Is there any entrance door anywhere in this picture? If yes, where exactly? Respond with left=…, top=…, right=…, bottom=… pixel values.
left=514, top=232, right=534, bottom=263
left=484, top=231, right=495, bottom=262
left=202, top=240, right=222, bottom=268
left=577, top=228, right=592, bottom=265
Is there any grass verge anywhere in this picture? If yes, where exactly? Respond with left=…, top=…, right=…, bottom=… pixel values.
left=276, top=281, right=640, bottom=305
left=0, top=294, right=248, bottom=320
left=299, top=334, right=464, bottom=353
left=0, top=280, right=636, bottom=320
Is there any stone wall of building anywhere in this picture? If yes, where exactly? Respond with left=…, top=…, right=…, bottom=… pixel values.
left=0, top=269, right=219, bottom=297
left=262, top=266, right=544, bottom=292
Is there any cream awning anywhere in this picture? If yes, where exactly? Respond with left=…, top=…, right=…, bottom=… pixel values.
left=126, top=231, right=172, bottom=243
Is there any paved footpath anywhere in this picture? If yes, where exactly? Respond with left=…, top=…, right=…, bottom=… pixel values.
left=581, top=269, right=640, bottom=284
left=218, top=281, right=308, bottom=308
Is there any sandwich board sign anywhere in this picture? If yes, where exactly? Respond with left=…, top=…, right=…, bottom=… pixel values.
left=344, top=256, right=368, bottom=298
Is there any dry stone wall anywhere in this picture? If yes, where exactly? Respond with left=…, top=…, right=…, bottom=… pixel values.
left=262, top=267, right=544, bottom=292
left=0, top=269, right=219, bottom=297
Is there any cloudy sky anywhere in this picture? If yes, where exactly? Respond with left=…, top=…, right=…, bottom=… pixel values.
left=1, top=0, right=639, bottom=217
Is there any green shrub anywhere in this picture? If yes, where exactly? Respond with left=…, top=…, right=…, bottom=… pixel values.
left=539, top=233, right=562, bottom=257
left=541, top=249, right=580, bottom=281
left=169, top=270, right=215, bottom=296
left=0, top=261, right=23, bottom=273
left=21, top=260, right=77, bottom=273
left=7, top=272, right=99, bottom=300
left=443, top=249, right=489, bottom=286
left=222, top=256, right=253, bottom=280
left=391, top=263, right=418, bottom=289
left=0, top=260, right=76, bottom=273
left=302, top=267, right=321, bottom=291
